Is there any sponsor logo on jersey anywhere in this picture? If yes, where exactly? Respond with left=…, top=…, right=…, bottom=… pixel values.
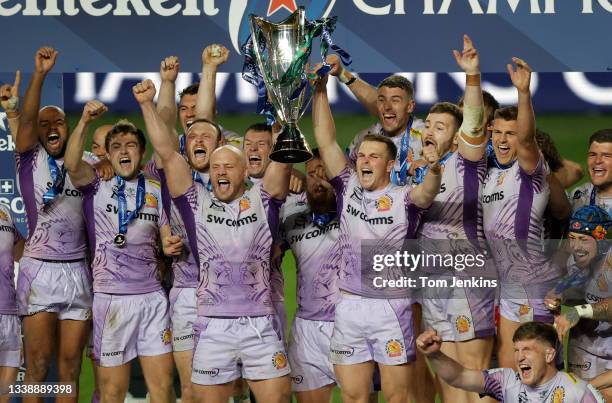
left=272, top=351, right=287, bottom=369
left=481, top=191, right=504, bottom=204
left=573, top=190, right=583, bottom=200
left=145, top=193, right=158, bottom=209
left=239, top=196, right=250, bottom=212
left=101, top=350, right=123, bottom=357
left=210, top=200, right=226, bottom=212
left=350, top=187, right=363, bottom=202
left=206, top=213, right=258, bottom=227
left=174, top=334, right=194, bottom=342
left=455, top=315, right=472, bottom=334
left=345, top=204, right=394, bottom=225
left=496, top=172, right=506, bottom=187
left=160, top=328, right=172, bottom=345
left=569, top=360, right=592, bottom=371
left=0, top=209, right=8, bottom=221
left=552, top=386, right=565, bottom=403
left=291, top=375, right=303, bottom=384
left=376, top=195, right=393, bottom=212
left=385, top=339, right=403, bottom=358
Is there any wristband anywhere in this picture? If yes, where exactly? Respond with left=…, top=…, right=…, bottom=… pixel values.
left=466, top=74, right=481, bottom=86
left=4, top=96, right=19, bottom=112
left=338, top=68, right=355, bottom=85
left=575, top=304, right=593, bottom=319
left=345, top=76, right=357, bottom=86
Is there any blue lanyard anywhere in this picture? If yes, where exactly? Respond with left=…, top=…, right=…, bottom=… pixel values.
left=192, top=171, right=212, bottom=191
left=393, top=117, right=414, bottom=185
left=413, top=151, right=454, bottom=185
left=43, top=155, right=66, bottom=205
left=590, top=186, right=597, bottom=206
left=179, top=134, right=186, bottom=155
left=116, top=173, right=146, bottom=236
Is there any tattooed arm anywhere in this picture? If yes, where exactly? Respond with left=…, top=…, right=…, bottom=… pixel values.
left=554, top=298, right=612, bottom=341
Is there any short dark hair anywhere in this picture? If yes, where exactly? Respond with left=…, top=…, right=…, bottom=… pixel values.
left=589, top=129, right=612, bottom=146
left=429, top=102, right=463, bottom=129
left=105, top=119, right=146, bottom=152
left=535, top=129, right=563, bottom=172
left=245, top=123, right=272, bottom=134
left=179, top=83, right=199, bottom=100
left=494, top=106, right=518, bottom=122
left=512, top=322, right=558, bottom=349
left=187, top=118, right=223, bottom=141
left=361, top=134, right=397, bottom=160
left=378, top=75, right=414, bottom=99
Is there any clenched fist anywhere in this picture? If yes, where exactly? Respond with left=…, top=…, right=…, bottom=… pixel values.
left=81, top=100, right=107, bottom=124
left=203, top=44, right=230, bottom=67
left=35, top=47, right=58, bottom=75
left=132, top=79, right=157, bottom=104
left=416, top=329, right=443, bottom=355
left=160, top=56, right=180, bottom=82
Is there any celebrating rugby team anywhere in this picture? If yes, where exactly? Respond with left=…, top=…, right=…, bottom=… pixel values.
left=0, top=35, right=610, bottom=403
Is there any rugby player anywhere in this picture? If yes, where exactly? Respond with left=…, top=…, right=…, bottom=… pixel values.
left=545, top=205, right=611, bottom=400
left=0, top=204, right=24, bottom=403
left=481, top=57, right=567, bottom=369
left=15, top=47, right=92, bottom=403
left=311, top=68, right=441, bottom=402
left=416, top=35, right=494, bottom=403
left=570, top=129, right=612, bottom=217
left=64, top=101, right=175, bottom=403
left=417, top=322, right=605, bottom=402
left=135, top=79, right=292, bottom=403
left=326, top=55, right=424, bottom=184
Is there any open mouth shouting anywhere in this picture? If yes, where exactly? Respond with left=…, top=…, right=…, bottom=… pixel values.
left=518, top=364, right=532, bottom=380
left=361, top=167, right=373, bottom=181
left=382, top=113, right=397, bottom=127
left=193, top=147, right=207, bottom=162
left=217, top=178, right=230, bottom=192
left=591, top=166, right=607, bottom=179
left=119, top=157, right=131, bottom=170
left=47, top=131, right=61, bottom=148
left=496, top=144, right=511, bottom=157
left=248, top=154, right=262, bottom=169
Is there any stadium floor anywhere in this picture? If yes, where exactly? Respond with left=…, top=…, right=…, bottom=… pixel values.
left=71, top=112, right=604, bottom=402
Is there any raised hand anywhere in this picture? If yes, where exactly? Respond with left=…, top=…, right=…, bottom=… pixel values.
left=35, top=47, right=59, bottom=75
left=81, top=100, right=107, bottom=124
left=132, top=79, right=157, bottom=104
left=453, top=34, right=479, bottom=75
left=289, top=169, right=305, bottom=194
left=0, top=70, right=21, bottom=112
left=554, top=307, right=580, bottom=342
left=416, top=329, right=443, bottom=355
left=507, top=57, right=532, bottom=94
left=325, top=54, right=342, bottom=77
left=160, top=56, right=180, bottom=82
left=203, top=44, right=230, bottom=67
left=544, top=289, right=564, bottom=312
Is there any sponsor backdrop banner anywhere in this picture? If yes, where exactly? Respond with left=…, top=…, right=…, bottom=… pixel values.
left=62, top=72, right=612, bottom=114
left=0, top=0, right=611, bottom=72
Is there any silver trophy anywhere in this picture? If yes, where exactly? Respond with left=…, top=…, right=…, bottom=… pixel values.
left=248, top=7, right=315, bottom=163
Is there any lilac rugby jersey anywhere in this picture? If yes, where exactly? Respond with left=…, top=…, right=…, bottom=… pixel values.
left=482, top=157, right=561, bottom=284
left=79, top=175, right=168, bottom=294
left=483, top=368, right=604, bottom=402
left=280, top=193, right=340, bottom=321
left=16, top=143, right=87, bottom=260
left=173, top=182, right=283, bottom=317
left=570, top=182, right=612, bottom=218
left=331, top=167, right=424, bottom=298
left=0, top=204, right=21, bottom=314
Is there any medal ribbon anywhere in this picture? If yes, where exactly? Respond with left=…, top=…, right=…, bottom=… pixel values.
left=392, top=117, right=414, bottom=185
left=413, top=151, right=454, bottom=185
left=116, top=173, right=146, bottom=236
left=312, top=210, right=336, bottom=229
left=43, top=155, right=66, bottom=205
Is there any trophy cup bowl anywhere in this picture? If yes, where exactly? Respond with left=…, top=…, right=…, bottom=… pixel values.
left=249, top=8, right=314, bottom=163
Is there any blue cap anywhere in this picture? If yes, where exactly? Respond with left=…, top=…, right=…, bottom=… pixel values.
left=569, top=205, right=611, bottom=240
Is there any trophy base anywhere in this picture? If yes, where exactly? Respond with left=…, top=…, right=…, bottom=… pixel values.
left=270, top=125, right=313, bottom=163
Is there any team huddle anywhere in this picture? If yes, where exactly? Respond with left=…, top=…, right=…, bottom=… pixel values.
left=0, top=35, right=610, bottom=403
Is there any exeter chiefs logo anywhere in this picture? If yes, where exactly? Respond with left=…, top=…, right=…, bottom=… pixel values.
left=519, top=304, right=531, bottom=316
left=376, top=195, right=393, bottom=212
left=272, top=351, right=287, bottom=369
left=0, top=209, right=7, bottom=221
left=455, top=315, right=472, bottom=334
left=552, top=386, right=565, bottom=403
left=385, top=339, right=403, bottom=358
left=145, top=193, right=158, bottom=209
left=160, top=328, right=172, bottom=345
left=239, top=196, right=250, bottom=212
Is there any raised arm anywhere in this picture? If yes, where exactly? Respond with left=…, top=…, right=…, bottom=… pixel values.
left=411, top=144, right=442, bottom=209
left=17, top=47, right=58, bottom=153
left=196, top=44, right=229, bottom=121
left=508, top=58, right=539, bottom=173
left=65, top=100, right=107, bottom=187
left=417, top=329, right=486, bottom=393
left=133, top=80, right=191, bottom=198
left=157, top=56, right=180, bottom=131
left=453, top=35, right=486, bottom=162
left=555, top=298, right=612, bottom=341
left=326, top=54, right=378, bottom=116
left=312, top=74, right=347, bottom=179
left=0, top=70, right=21, bottom=136
left=263, top=126, right=292, bottom=200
